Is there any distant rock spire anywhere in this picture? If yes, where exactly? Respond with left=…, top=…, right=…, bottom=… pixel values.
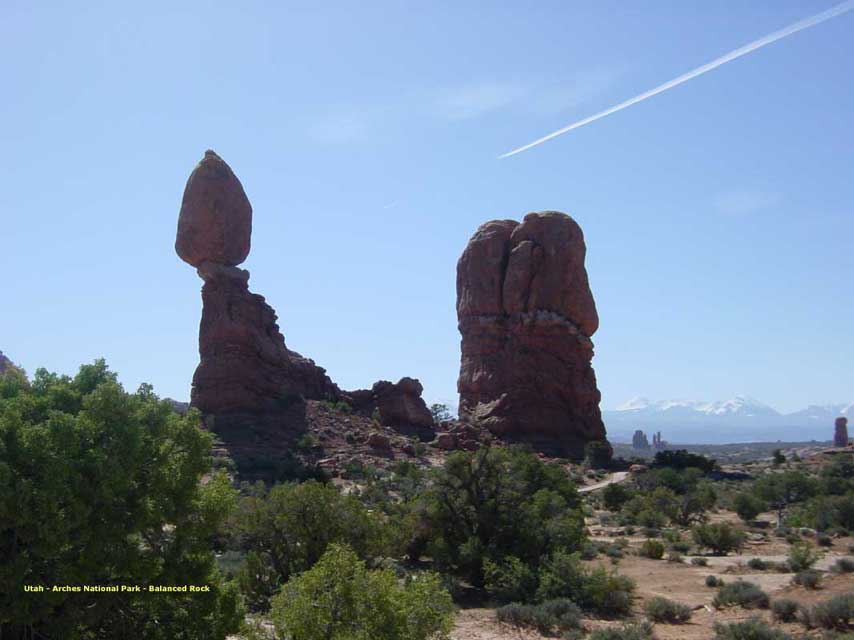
left=835, top=417, right=849, bottom=447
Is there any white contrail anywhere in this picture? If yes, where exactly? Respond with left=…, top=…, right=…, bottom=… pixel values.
left=499, top=1, right=854, bottom=159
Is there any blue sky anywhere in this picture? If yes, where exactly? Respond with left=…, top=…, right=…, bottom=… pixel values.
left=2, top=1, right=852, bottom=414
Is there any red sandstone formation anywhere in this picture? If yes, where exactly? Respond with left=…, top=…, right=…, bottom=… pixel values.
left=177, top=151, right=338, bottom=418
left=348, top=377, right=435, bottom=439
left=456, top=211, right=608, bottom=457
left=835, top=417, right=849, bottom=448
left=176, top=150, right=252, bottom=268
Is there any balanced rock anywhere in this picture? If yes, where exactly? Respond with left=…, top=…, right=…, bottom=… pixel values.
left=177, top=151, right=338, bottom=418
left=176, top=150, right=252, bottom=268
left=456, top=211, right=607, bottom=457
left=834, top=417, right=849, bottom=448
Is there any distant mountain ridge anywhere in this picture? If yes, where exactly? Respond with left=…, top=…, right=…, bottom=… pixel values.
left=604, top=395, right=852, bottom=444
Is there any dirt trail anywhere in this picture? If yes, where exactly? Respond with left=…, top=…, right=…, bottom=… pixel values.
left=578, top=471, right=629, bottom=494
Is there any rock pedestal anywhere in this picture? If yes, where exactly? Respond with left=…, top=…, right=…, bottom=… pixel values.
left=456, top=211, right=608, bottom=457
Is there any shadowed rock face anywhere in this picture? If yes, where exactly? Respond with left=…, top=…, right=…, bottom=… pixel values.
left=192, top=262, right=339, bottom=415
left=176, top=150, right=252, bottom=268
left=177, top=151, right=338, bottom=418
left=456, top=211, right=607, bottom=457
left=835, top=417, right=849, bottom=447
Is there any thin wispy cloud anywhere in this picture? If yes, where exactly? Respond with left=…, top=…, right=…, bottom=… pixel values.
left=434, top=81, right=527, bottom=120
left=715, top=189, right=781, bottom=216
left=500, top=0, right=854, bottom=158
left=433, top=69, right=619, bottom=120
left=306, top=114, right=370, bottom=144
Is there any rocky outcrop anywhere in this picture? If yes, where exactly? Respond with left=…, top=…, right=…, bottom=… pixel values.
left=834, top=417, right=849, bottom=447
left=456, top=211, right=608, bottom=457
left=632, top=430, right=650, bottom=450
left=348, top=377, right=435, bottom=440
left=177, top=151, right=339, bottom=419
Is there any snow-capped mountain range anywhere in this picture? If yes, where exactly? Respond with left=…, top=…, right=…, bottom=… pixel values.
left=604, top=395, right=853, bottom=444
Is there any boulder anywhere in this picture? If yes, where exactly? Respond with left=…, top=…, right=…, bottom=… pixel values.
left=367, top=432, right=392, bottom=450
left=176, top=150, right=252, bottom=268
left=456, top=211, right=607, bottom=457
left=347, top=377, right=435, bottom=439
left=434, top=433, right=457, bottom=450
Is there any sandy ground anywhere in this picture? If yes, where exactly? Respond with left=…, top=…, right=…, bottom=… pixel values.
left=450, top=548, right=854, bottom=640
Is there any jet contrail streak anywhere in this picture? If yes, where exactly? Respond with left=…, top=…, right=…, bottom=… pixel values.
left=499, top=1, right=854, bottom=158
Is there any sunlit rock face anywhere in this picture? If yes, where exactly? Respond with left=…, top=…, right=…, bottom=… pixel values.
left=456, top=211, right=608, bottom=457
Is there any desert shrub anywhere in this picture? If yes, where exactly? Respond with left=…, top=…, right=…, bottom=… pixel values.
left=236, top=551, right=281, bottom=612
left=713, top=617, right=792, bottom=640
left=495, top=599, right=582, bottom=633
left=672, top=540, right=692, bottom=553
left=235, top=479, right=388, bottom=604
left=579, top=566, right=635, bottom=618
left=653, top=450, right=716, bottom=473
left=706, top=575, right=723, bottom=587
left=817, top=533, right=833, bottom=547
left=734, top=493, right=766, bottom=522
left=713, top=580, right=770, bottom=609
left=667, top=551, right=684, bottom=563
left=580, top=542, right=599, bottom=560
left=603, top=482, right=634, bottom=511
left=483, top=556, right=537, bottom=603
left=747, top=558, right=768, bottom=570
left=692, top=556, right=709, bottom=566
left=639, top=539, right=665, bottom=559
left=539, top=598, right=583, bottom=631
left=420, top=447, right=584, bottom=585
left=831, top=557, right=854, bottom=574
left=496, top=603, right=536, bottom=628
left=587, top=620, right=654, bottom=640
left=0, top=362, right=242, bottom=639
left=534, top=550, right=586, bottom=602
left=692, top=522, right=746, bottom=555
left=772, top=598, right=800, bottom=622
left=806, top=594, right=854, bottom=631
left=269, top=544, right=454, bottom=640
left=793, top=569, right=821, bottom=589
left=787, top=542, right=820, bottom=572
left=754, top=471, right=819, bottom=526
left=644, top=596, right=693, bottom=623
